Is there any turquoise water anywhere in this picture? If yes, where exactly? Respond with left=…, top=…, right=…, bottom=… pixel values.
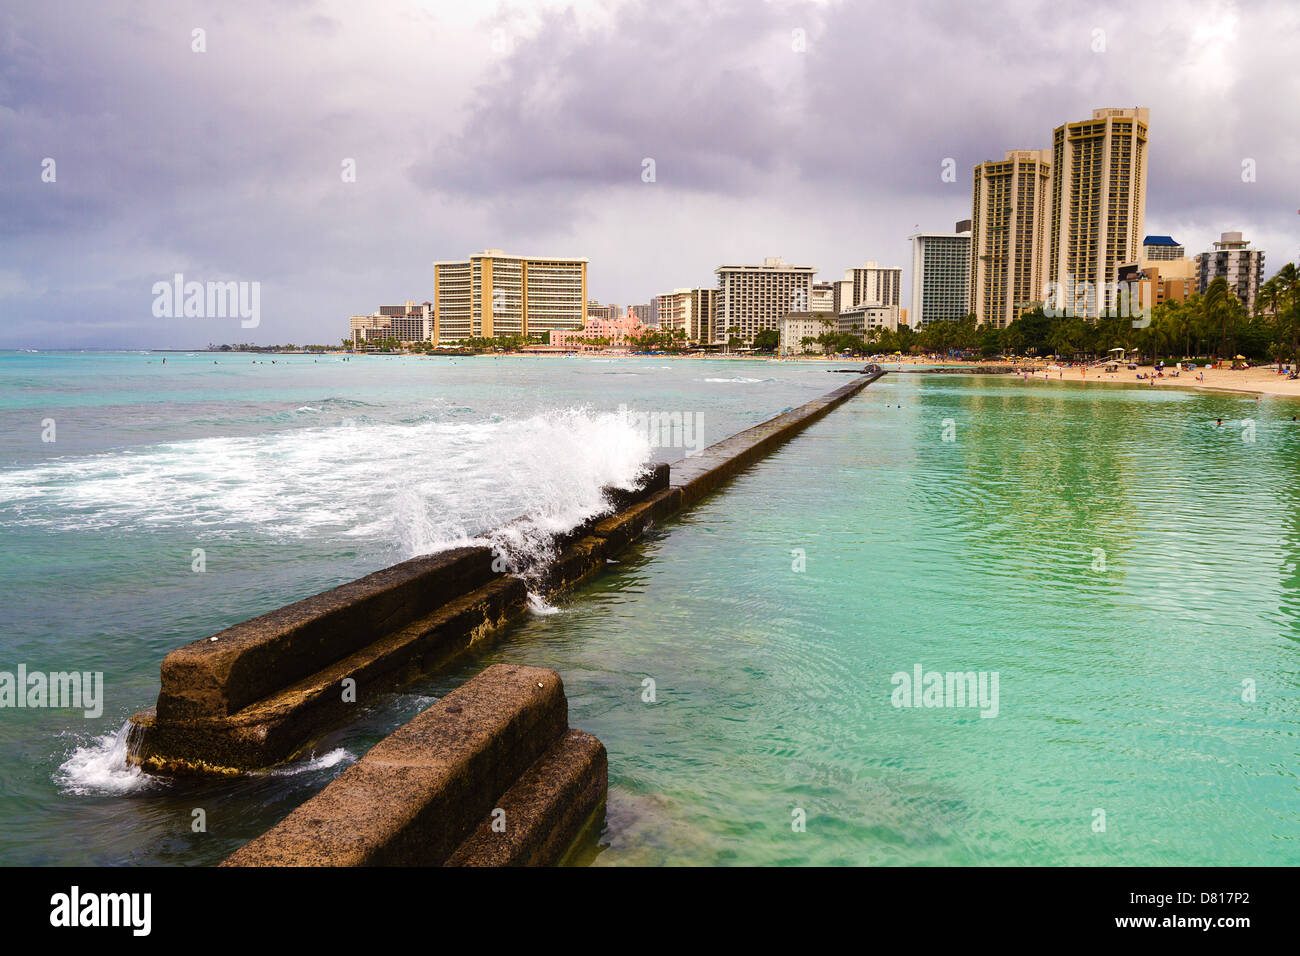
left=1, top=352, right=1297, bottom=865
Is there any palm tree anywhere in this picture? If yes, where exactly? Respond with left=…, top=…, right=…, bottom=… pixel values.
left=1259, top=263, right=1300, bottom=365
left=1203, top=277, right=1236, bottom=359
left=726, top=325, right=741, bottom=354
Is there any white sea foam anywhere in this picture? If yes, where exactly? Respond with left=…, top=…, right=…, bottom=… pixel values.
left=527, top=593, right=563, bottom=615
left=0, top=407, right=652, bottom=560
left=703, top=377, right=766, bottom=384
left=260, top=747, right=355, bottom=777
left=55, top=723, right=160, bottom=795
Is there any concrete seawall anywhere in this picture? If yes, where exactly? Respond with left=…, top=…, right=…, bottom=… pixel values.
left=223, top=664, right=606, bottom=867
left=130, top=369, right=884, bottom=775
left=670, top=371, right=884, bottom=507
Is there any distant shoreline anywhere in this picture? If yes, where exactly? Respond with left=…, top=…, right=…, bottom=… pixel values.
left=14, top=348, right=1300, bottom=398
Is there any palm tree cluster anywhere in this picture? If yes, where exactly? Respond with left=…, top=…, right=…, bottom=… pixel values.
left=863, top=263, right=1300, bottom=364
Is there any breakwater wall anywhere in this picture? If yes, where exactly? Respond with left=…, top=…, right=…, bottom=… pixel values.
left=128, top=369, right=884, bottom=775
left=223, top=664, right=605, bottom=867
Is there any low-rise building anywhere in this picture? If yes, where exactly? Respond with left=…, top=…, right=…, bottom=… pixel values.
left=1195, top=231, right=1265, bottom=310
left=348, top=302, right=432, bottom=346
left=1117, top=255, right=1197, bottom=310
left=778, top=312, right=836, bottom=355
left=1142, top=235, right=1185, bottom=260
left=838, top=304, right=900, bottom=336
left=550, top=308, right=648, bottom=352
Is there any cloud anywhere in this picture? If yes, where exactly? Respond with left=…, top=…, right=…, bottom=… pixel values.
left=0, top=0, right=1297, bottom=347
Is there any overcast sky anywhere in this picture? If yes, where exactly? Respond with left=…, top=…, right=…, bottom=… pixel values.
left=2, top=0, right=1297, bottom=348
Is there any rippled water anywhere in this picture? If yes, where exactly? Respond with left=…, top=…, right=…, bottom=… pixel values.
left=0, top=350, right=844, bottom=864
left=2, top=354, right=1297, bottom=865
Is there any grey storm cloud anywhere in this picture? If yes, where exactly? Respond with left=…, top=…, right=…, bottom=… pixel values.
left=432, top=0, right=1300, bottom=213
left=412, top=1, right=801, bottom=197
left=1, top=0, right=1297, bottom=348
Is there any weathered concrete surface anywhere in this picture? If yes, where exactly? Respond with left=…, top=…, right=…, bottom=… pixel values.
left=590, top=487, right=683, bottom=554
left=129, top=576, right=529, bottom=774
left=156, top=546, right=498, bottom=721
left=445, top=728, right=606, bottom=866
left=132, top=373, right=882, bottom=776
left=539, top=533, right=610, bottom=597
left=670, top=370, right=883, bottom=508
left=223, top=664, right=605, bottom=867
left=541, top=485, right=684, bottom=595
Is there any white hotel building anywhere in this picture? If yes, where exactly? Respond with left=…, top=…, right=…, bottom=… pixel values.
left=714, top=257, right=816, bottom=345
left=909, top=222, right=973, bottom=326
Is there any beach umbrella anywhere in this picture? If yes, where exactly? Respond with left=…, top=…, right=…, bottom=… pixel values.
left=1235, top=354, right=1246, bottom=360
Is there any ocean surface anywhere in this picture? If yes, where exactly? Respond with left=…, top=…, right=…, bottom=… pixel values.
left=0, top=350, right=1297, bottom=865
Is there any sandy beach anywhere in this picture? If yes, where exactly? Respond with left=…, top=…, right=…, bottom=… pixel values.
left=1014, top=362, right=1300, bottom=399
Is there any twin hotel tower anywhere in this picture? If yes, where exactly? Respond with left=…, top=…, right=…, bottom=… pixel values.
left=347, top=107, right=1263, bottom=351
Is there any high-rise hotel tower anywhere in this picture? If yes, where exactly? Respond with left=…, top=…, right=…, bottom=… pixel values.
left=432, top=250, right=588, bottom=343
left=909, top=221, right=972, bottom=326
left=970, top=150, right=1052, bottom=328
left=969, top=107, right=1149, bottom=327
left=1047, top=108, right=1149, bottom=318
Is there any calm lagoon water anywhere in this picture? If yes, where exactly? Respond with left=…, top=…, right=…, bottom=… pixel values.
left=1, top=351, right=1297, bottom=865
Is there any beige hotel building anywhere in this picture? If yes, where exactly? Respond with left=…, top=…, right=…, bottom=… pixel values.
left=970, top=149, right=1052, bottom=328
left=970, top=107, right=1149, bottom=327
left=348, top=301, right=433, bottom=346
left=656, top=287, right=717, bottom=344
left=1047, top=108, right=1149, bottom=318
left=432, top=250, right=588, bottom=343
